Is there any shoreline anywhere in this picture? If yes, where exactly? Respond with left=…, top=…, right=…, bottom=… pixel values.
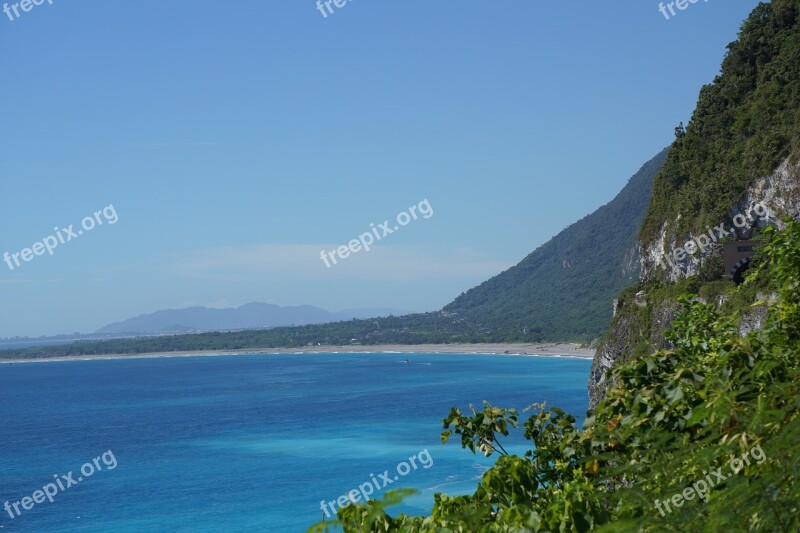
left=0, top=343, right=595, bottom=364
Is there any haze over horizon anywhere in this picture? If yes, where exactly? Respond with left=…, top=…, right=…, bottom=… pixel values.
left=0, top=0, right=762, bottom=337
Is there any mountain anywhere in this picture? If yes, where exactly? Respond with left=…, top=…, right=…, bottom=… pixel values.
left=3, top=150, right=671, bottom=358
left=589, top=0, right=800, bottom=408
left=96, top=303, right=410, bottom=335
left=443, top=149, right=668, bottom=342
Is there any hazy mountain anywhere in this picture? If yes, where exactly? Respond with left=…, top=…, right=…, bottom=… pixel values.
left=96, top=303, right=410, bottom=335
left=39, top=150, right=669, bottom=349
left=87, top=149, right=668, bottom=345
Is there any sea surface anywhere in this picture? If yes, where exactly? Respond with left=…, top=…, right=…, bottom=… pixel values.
left=0, top=353, right=591, bottom=532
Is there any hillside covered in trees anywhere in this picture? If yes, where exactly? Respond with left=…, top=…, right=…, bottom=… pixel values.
left=443, top=149, right=667, bottom=342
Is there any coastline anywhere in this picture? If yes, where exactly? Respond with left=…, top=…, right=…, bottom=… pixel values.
left=0, top=342, right=595, bottom=364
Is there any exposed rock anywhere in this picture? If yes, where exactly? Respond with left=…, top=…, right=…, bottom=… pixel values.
left=588, top=157, right=800, bottom=410
left=588, top=297, right=679, bottom=410
left=640, top=158, right=800, bottom=283
left=740, top=306, right=770, bottom=337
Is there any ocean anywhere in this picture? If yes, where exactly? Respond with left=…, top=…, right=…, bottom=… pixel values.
left=0, top=353, right=591, bottom=532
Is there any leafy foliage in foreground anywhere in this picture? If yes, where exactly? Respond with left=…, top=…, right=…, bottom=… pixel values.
left=310, top=220, right=800, bottom=532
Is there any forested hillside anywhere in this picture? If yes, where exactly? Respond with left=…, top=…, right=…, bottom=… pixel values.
left=444, top=149, right=667, bottom=342
left=591, top=0, right=800, bottom=407
left=641, top=0, right=800, bottom=243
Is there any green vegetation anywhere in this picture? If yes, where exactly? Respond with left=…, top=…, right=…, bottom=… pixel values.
left=0, top=309, right=587, bottom=360
left=641, top=0, right=800, bottom=243
left=0, top=313, right=488, bottom=359
left=591, top=0, right=800, bottom=408
left=588, top=243, right=775, bottom=399
left=309, top=219, right=800, bottom=533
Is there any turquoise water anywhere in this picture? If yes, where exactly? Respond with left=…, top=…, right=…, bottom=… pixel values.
left=0, top=353, right=591, bottom=532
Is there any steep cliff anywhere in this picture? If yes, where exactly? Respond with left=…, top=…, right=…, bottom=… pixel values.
left=589, top=0, right=800, bottom=409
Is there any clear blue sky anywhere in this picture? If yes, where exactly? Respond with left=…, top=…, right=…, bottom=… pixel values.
left=0, top=0, right=763, bottom=337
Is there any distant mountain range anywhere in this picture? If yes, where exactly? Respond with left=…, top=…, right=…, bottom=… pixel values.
left=95, top=303, right=411, bottom=335
left=73, top=149, right=667, bottom=347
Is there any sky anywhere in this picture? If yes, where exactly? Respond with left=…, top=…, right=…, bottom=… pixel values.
left=0, top=0, right=764, bottom=337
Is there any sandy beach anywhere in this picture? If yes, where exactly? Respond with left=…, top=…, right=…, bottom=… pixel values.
left=0, top=343, right=595, bottom=364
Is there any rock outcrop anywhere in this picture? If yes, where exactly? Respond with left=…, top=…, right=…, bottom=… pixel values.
left=588, top=157, right=800, bottom=410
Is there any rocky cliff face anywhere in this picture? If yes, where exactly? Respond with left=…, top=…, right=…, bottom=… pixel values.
left=640, top=158, right=800, bottom=283
left=588, top=296, right=679, bottom=409
left=588, top=157, right=800, bottom=410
